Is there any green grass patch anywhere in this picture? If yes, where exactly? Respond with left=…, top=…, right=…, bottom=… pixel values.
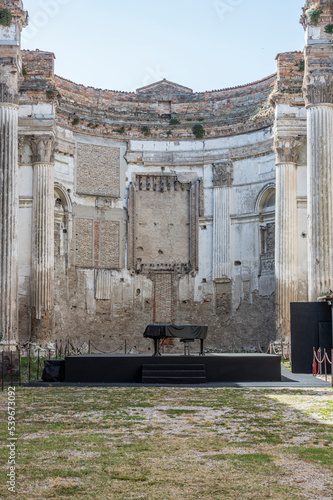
left=291, top=447, right=333, bottom=469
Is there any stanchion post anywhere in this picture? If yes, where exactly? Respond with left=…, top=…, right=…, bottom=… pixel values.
left=2, top=351, right=4, bottom=391
left=37, top=349, right=40, bottom=381
left=55, top=340, right=58, bottom=359
left=324, top=349, right=327, bottom=382
left=125, top=340, right=127, bottom=354
left=28, top=346, right=31, bottom=384
left=18, top=349, right=21, bottom=386
left=88, top=340, right=91, bottom=355
left=10, top=350, right=13, bottom=387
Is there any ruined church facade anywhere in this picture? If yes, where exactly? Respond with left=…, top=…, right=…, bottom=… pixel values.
left=0, top=0, right=332, bottom=350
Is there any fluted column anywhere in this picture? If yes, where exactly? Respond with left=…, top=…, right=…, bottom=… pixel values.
left=301, top=0, right=333, bottom=300
left=274, top=140, right=300, bottom=337
left=0, top=104, right=19, bottom=346
left=306, top=104, right=333, bottom=300
left=31, top=137, right=55, bottom=338
left=213, top=162, right=233, bottom=280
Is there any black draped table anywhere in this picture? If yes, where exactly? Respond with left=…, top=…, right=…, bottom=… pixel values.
left=143, top=325, right=208, bottom=356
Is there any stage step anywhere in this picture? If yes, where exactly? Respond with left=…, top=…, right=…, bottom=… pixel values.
left=142, top=364, right=207, bottom=384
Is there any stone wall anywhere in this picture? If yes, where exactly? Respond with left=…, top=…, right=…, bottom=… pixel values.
left=13, top=37, right=305, bottom=350
left=20, top=50, right=276, bottom=141
left=44, top=126, right=278, bottom=351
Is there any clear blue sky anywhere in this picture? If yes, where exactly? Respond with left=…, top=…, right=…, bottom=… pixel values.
left=21, top=0, right=305, bottom=92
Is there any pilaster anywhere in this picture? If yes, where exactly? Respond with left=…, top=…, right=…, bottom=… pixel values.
left=212, top=161, right=233, bottom=281
left=30, top=136, right=55, bottom=338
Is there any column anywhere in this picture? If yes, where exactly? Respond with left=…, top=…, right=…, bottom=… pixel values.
left=306, top=103, right=333, bottom=301
left=301, top=0, right=333, bottom=300
left=274, top=139, right=300, bottom=337
left=0, top=103, right=19, bottom=346
left=30, top=136, right=55, bottom=339
left=212, top=162, right=233, bottom=280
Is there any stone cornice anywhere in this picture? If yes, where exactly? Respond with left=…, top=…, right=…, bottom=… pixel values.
left=230, top=139, right=273, bottom=161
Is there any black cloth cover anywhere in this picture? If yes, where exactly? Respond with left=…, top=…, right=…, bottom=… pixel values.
left=42, top=360, right=65, bottom=382
left=144, top=325, right=208, bottom=340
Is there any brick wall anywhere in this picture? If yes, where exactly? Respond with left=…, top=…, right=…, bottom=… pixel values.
left=153, top=273, right=173, bottom=324
left=274, top=51, right=304, bottom=96
left=76, top=143, right=120, bottom=197
left=20, top=50, right=276, bottom=139
left=75, top=218, right=120, bottom=269
left=21, top=50, right=55, bottom=81
left=134, top=176, right=191, bottom=268
left=53, top=73, right=275, bottom=138
left=75, top=218, right=93, bottom=267
left=100, top=221, right=120, bottom=268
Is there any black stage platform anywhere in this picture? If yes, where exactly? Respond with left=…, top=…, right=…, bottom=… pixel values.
left=64, top=354, right=281, bottom=384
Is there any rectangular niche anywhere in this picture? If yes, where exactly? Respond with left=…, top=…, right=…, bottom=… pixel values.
left=75, top=217, right=120, bottom=269
left=75, top=218, right=93, bottom=267
left=76, top=143, right=120, bottom=197
left=95, top=269, right=112, bottom=300
left=153, top=273, right=173, bottom=324
left=128, top=175, right=201, bottom=273
left=158, top=101, right=171, bottom=116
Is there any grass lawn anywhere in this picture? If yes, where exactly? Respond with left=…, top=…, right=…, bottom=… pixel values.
left=0, top=387, right=332, bottom=499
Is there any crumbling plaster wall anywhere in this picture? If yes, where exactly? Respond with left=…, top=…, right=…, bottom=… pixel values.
left=15, top=47, right=295, bottom=349
left=15, top=115, right=281, bottom=350
left=45, top=127, right=278, bottom=350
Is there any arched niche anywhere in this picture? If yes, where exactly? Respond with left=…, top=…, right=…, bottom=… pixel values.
left=54, top=183, right=72, bottom=259
left=255, top=183, right=276, bottom=222
left=256, top=183, right=276, bottom=276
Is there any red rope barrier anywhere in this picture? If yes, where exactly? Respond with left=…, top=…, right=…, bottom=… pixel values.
left=314, top=349, right=325, bottom=364
left=258, top=344, right=270, bottom=354
left=313, top=348, right=333, bottom=381
left=325, top=351, right=332, bottom=365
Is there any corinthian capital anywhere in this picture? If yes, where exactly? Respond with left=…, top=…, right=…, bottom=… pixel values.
left=303, top=74, right=333, bottom=107
left=30, top=136, right=55, bottom=164
left=213, top=161, right=233, bottom=187
left=273, top=138, right=303, bottom=164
